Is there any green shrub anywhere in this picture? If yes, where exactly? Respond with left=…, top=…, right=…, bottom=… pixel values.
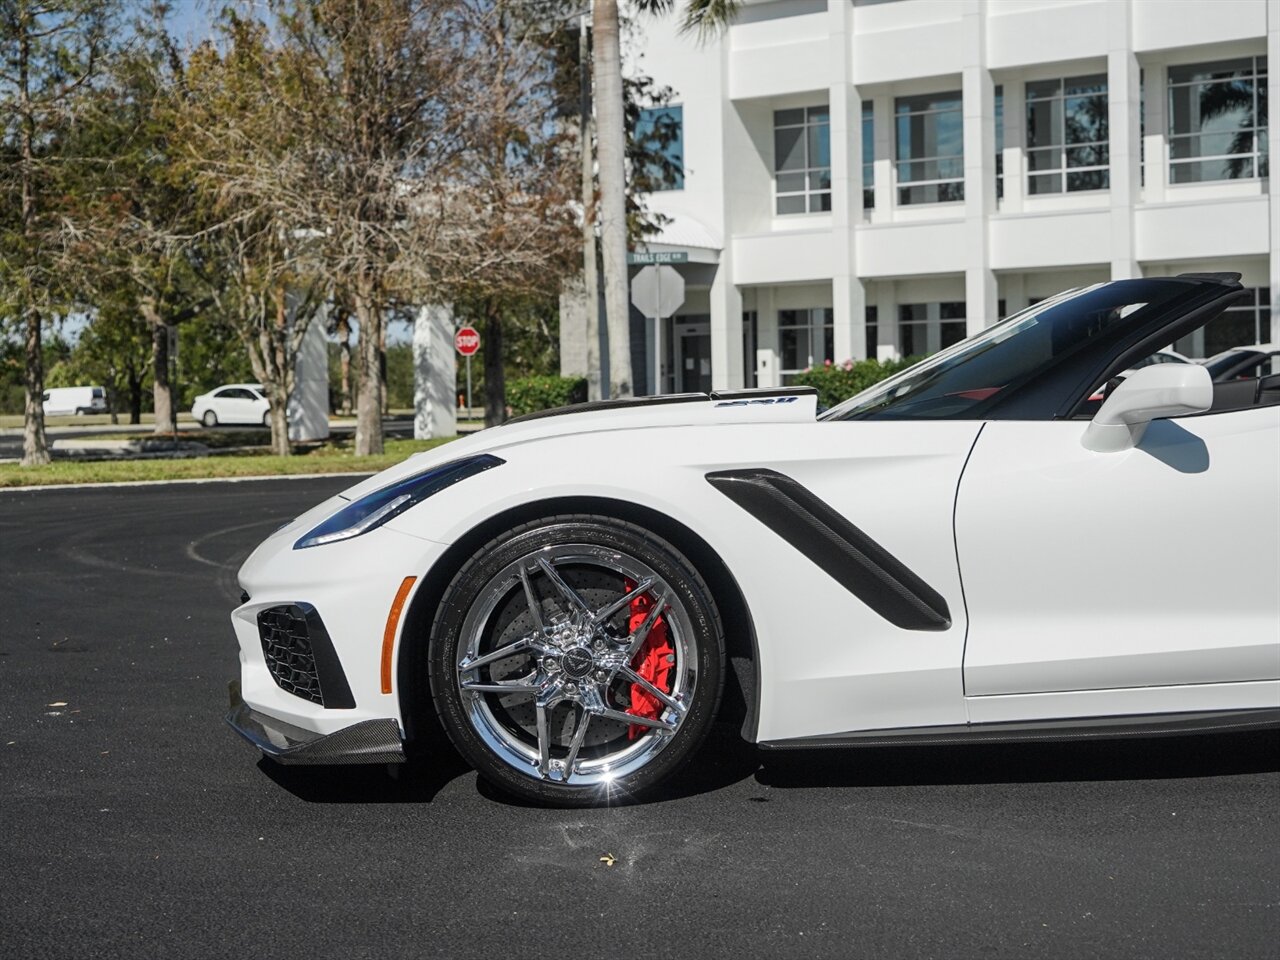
left=506, top=375, right=588, bottom=416
left=793, top=357, right=918, bottom=410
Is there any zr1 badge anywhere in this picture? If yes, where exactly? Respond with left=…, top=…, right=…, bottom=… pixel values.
left=714, top=396, right=801, bottom=408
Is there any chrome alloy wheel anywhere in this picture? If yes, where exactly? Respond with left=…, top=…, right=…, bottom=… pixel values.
left=455, top=543, right=697, bottom=786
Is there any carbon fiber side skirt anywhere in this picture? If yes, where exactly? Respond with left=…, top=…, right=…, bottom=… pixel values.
left=758, top=708, right=1280, bottom=750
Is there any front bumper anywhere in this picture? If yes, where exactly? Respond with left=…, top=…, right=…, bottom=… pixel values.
left=226, top=681, right=404, bottom=765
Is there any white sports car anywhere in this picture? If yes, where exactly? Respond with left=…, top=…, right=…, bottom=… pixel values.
left=227, top=273, right=1280, bottom=805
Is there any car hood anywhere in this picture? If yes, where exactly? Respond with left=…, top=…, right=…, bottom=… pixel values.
left=335, top=390, right=820, bottom=502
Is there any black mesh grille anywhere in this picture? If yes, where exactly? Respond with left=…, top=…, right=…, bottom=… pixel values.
left=258, top=605, right=325, bottom=705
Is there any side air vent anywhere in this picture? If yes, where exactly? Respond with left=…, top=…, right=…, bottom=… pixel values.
left=706, top=469, right=952, bottom=632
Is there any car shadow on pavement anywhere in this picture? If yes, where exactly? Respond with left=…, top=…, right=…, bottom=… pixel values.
left=255, top=728, right=1276, bottom=806
left=258, top=751, right=473, bottom=804
left=754, top=730, right=1280, bottom=790
left=474, top=722, right=764, bottom=808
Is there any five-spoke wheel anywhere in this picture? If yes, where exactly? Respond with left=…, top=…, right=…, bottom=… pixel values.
left=429, top=517, right=722, bottom=805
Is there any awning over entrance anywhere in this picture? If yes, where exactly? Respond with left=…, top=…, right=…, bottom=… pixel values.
left=632, top=213, right=722, bottom=264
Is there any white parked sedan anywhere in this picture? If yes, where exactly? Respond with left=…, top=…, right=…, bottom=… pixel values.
left=1201, top=343, right=1280, bottom=382
left=226, top=273, right=1279, bottom=806
left=192, top=384, right=270, bottom=428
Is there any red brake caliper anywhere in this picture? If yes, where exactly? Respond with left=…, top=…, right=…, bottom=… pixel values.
left=622, top=578, right=674, bottom=740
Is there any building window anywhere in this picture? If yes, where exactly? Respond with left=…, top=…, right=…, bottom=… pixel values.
left=894, top=91, right=964, bottom=205
left=635, top=105, right=684, bottom=191
left=865, top=304, right=878, bottom=358
left=1168, top=56, right=1269, bottom=183
left=862, top=101, right=874, bottom=209
left=899, top=302, right=966, bottom=357
left=1026, top=74, right=1109, bottom=194
left=995, top=85, right=1004, bottom=200
left=1174, top=288, right=1271, bottom=356
left=778, top=307, right=834, bottom=381
left=940, top=302, right=967, bottom=349
left=774, top=106, right=831, bottom=214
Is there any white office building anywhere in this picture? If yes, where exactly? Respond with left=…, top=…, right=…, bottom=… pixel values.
left=563, top=0, right=1279, bottom=395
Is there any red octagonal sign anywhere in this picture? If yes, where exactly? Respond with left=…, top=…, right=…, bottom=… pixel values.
left=455, top=326, right=480, bottom=357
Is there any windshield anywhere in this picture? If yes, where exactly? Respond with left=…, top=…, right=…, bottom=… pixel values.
left=822, top=282, right=1193, bottom=421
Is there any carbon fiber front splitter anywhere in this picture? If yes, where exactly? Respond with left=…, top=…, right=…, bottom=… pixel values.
left=226, top=681, right=404, bottom=765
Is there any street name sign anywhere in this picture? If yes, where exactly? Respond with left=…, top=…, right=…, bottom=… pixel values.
left=627, top=251, right=689, bottom=265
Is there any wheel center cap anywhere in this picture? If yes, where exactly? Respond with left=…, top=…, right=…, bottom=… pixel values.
left=560, top=646, right=595, bottom=679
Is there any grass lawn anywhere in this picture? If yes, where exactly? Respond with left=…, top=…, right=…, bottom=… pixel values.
left=0, top=436, right=457, bottom=488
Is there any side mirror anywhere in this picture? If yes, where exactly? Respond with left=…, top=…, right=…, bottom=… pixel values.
left=1082, top=363, right=1212, bottom=453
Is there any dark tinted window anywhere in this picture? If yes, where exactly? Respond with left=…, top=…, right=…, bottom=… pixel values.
left=823, top=282, right=1197, bottom=421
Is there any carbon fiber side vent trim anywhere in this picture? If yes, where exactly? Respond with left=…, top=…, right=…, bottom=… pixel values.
left=706, top=469, right=952, bottom=632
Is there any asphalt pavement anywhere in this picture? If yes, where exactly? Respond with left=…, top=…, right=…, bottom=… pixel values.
left=1, top=479, right=1277, bottom=959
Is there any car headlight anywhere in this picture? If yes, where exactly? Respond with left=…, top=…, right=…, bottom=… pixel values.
left=294, top=454, right=503, bottom=550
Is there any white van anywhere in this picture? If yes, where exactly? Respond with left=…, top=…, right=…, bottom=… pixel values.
left=43, top=386, right=107, bottom=416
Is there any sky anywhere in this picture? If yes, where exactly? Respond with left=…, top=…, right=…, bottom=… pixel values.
left=153, top=0, right=217, bottom=45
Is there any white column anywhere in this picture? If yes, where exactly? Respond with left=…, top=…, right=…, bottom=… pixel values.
left=1142, top=57, right=1168, bottom=204
left=287, top=305, right=331, bottom=442
left=1003, top=272, right=1027, bottom=317
left=709, top=264, right=743, bottom=390
left=755, top=287, right=779, bottom=387
left=962, top=0, right=997, bottom=334
left=413, top=304, right=457, bottom=439
left=832, top=275, right=868, bottom=362
left=1107, top=0, right=1141, bottom=279
left=1001, top=77, right=1026, bottom=214
left=872, top=92, right=894, bottom=221
left=1269, top=1, right=1280, bottom=345
left=827, top=0, right=865, bottom=361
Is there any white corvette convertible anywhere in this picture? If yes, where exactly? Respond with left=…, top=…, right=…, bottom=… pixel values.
left=228, top=273, right=1280, bottom=805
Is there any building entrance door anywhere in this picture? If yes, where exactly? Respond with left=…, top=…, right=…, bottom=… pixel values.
left=675, top=321, right=712, bottom=393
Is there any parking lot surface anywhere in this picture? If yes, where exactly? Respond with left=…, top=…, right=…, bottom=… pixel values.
left=1, top=479, right=1277, bottom=959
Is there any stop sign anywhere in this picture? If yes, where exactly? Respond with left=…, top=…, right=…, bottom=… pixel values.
left=455, top=326, right=480, bottom=356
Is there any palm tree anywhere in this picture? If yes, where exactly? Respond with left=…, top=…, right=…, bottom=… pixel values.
left=592, top=0, right=738, bottom=398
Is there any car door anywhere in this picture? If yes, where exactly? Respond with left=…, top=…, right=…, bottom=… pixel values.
left=956, top=405, right=1280, bottom=712
left=217, top=388, right=254, bottom=423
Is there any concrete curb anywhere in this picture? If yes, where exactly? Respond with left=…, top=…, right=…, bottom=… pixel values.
left=0, top=471, right=375, bottom=493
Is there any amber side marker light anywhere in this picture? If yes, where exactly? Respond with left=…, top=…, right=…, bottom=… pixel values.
left=382, top=576, right=418, bottom=694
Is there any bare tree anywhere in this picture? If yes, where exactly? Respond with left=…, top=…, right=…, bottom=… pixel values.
left=0, top=0, right=114, bottom=465
left=248, top=0, right=484, bottom=456
left=190, top=0, right=574, bottom=447
left=178, top=15, right=330, bottom=455
left=442, top=0, right=577, bottom=427
left=330, top=304, right=354, bottom=415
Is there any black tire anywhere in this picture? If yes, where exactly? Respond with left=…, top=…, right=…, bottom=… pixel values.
left=201, top=410, right=218, bottom=428
left=428, top=515, right=723, bottom=806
